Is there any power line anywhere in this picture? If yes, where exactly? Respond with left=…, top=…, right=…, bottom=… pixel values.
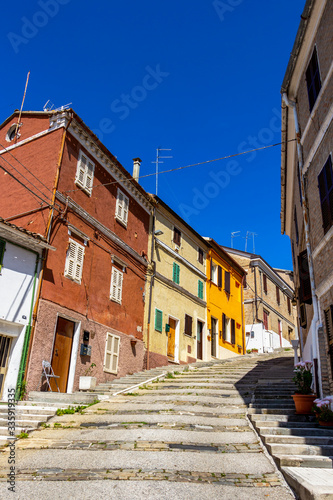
left=64, top=139, right=297, bottom=194
left=0, top=141, right=54, bottom=197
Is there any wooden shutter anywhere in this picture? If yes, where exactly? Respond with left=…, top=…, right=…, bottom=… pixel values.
left=65, top=240, right=85, bottom=283
left=173, top=227, right=181, bottom=246
left=222, top=313, right=226, bottom=340
left=231, top=319, right=235, bottom=344
left=155, top=309, right=163, bottom=332
left=224, top=271, right=230, bottom=294
left=276, top=286, right=280, bottom=305
left=306, top=47, right=322, bottom=111
left=300, top=302, right=307, bottom=328
left=324, top=306, right=333, bottom=377
left=173, top=263, right=180, bottom=284
left=263, top=310, right=268, bottom=330
left=110, top=267, right=123, bottom=303
left=263, top=274, right=267, bottom=294
left=210, top=258, right=213, bottom=281
left=318, top=156, right=333, bottom=234
left=76, top=153, right=86, bottom=187
left=218, top=266, right=222, bottom=288
left=0, top=239, right=6, bottom=272
left=104, top=332, right=120, bottom=374
left=85, top=159, right=94, bottom=193
left=198, top=248, right=203, bottom=264
left=185, top=314, right=192, bottom=336
left=298, top=250, right=312, bottom=304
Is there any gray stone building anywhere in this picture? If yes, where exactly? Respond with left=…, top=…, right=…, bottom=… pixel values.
left=281, top=0, right=333, bottom=395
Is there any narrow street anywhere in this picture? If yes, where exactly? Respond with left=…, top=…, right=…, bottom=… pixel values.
left=0, top=352, right=295, bottom=499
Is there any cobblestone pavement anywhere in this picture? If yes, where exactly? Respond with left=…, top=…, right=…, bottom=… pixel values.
left=0, top=352, right=296, bottom=499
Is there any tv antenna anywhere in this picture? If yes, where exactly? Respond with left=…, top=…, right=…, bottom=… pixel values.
left=231, top=231, right=240, bottom=248
left=151, top=148, right=172, bottom=196
left=244, top=231, right=258, bottom=253
left=43, top=100, right=72, bottom=112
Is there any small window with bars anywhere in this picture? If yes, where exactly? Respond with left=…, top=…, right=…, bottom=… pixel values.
left=103, top=332, right=120, bottom=374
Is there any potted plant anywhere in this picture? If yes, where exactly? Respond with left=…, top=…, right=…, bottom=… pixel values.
left=313, top=397, right=333, bottom=426
left=292, top=361, right=316, bottom=414
left=79, top=363, right=97, bottom=391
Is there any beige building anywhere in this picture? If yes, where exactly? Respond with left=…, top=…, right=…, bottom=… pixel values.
left=223, top=248, right=296, bottom=353
left=144, top=196, right=209, bottom=368
left=281, top=0, right=333, bottom=395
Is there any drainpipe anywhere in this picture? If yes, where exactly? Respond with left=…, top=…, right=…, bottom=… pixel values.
left=146, top=208, right=156, bottom=370
left=282, top=93, right=322, bottom=396
left=15, top=253, right=39, bottom=400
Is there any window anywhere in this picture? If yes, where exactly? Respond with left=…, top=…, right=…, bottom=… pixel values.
left=306, top=46, right=321, bottom=112
left=75, top=151, right=95, bottom=195
left=184, top=314, right=192, bottom=336
left=263, top=309, right=269, bottom=330
left=211, top=261, right=218, bottom=284
left=198, top=280, right=204, bottom=299
left=155, top=309, right=163, bottom=332
left=103, top=332, right=120, bottom=374
left=173, top=262, right=180, bottom=284
left=110, top=267, right=123, bottom=304
left=294, top=207, right=299, bottom=245
left=287, top=296, right=291, bottom=315
left=300, top=303, right=307, bottom=328
left=318, top=156, right=333, bottom=234
left=198, top=248, right=204, bottom=265
left=263, top=274, right=268, bottom=294
left=64, top=239, right=85, bottom=283
left=276, top=286, right=280, bottom=305
left=222, top=314, right=231, bottom=343
left=288, top=327, right=293, bottom=341
left=298, top=249, right=312, bottom=304
left=173, top=227, right=181, bottom=246
left=115, top=189, right=129, bottom=227
left=224, top=271, right=230, bottom=294
left=0, top=239, right=5, bottom=272
left=231, top=319, right=235, bottom=344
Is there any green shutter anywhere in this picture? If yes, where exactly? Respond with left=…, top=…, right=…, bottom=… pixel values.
left=0, top=239, right=6, bottom=272
left=173, top=262, right=180, bottom=284
left=155, top=309, right=163, bottom=332
left=198, top=280, right=203, bottom=299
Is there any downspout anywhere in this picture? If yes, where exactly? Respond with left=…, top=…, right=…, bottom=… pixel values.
left=282, top=93, right=321, bottom=396
left=146, top=208, right=156, bottom=370
left=15, top=253, right=39, bottom=400
left=241, top=273, right=246, bottom=355
left=24, top=114, right=73, bottom=382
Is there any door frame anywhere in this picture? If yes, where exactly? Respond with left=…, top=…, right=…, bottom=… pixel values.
left=50, top=314, right=80, bottom=394
left=211, top=316, right=218, bottom=358
left=168, top=315, right=179, bottom=363
left=196, top=317, right=205, bottom=361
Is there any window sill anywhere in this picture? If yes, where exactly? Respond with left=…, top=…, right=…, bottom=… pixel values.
left=75, top=181, right=92, bottom=197
left=103, top=368, right=118, bottom=375
left=115, top=216, right=128, bottom=229
left=110, top=297, right=122, bottom=305
left=183, top=333, right=193, bottom=338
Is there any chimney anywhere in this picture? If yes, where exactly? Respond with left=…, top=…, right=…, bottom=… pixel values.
left=132, top=158, right=141, bottom=183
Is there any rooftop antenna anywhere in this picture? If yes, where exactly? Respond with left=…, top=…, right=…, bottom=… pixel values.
left=151, top=148, right=172, bottom=196
left=231, top=231, right=240, bottom=248
left=244, top=231, right=258, bottom=253
left=15, top=71, right=30, bottom=142
left=43, top=101, right=72, bottom=112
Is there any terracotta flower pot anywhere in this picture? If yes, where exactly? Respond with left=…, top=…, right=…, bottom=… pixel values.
left=292, top=393, right=317, bottom=414
left=318, top=420, right=333, bottom=427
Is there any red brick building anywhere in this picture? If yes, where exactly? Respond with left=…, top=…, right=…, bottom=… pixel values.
left=0, top=109, right=152, bottom=393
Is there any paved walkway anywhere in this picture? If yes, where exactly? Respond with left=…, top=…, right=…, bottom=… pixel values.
left=0, top=352, right=296, bottom=499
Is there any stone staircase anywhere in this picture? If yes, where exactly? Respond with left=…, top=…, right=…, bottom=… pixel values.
left=248, top=362, right=333, bottom=498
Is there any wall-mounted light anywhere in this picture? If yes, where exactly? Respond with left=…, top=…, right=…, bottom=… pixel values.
left=154, top=230, right=164, bottom=236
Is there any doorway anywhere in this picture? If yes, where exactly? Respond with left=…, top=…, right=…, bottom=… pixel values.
left=197, top=320, right=203, bottom=360
left=50, top=317, right=75, bottom=392
left=211, top=317, right=218, bottom=357
left=167, top=318, right=176, bottom=359
left=0, top=335, right=12, bottom=399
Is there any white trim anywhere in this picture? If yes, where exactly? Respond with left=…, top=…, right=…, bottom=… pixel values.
left=155, top=238, right=206, bottom=280
left=67, top=224, right=90, bottom=245
left=75, top=150, right=95, bottom=196
left=115, top=189, right=129, bottom=227
left=111, top=254, right=127, bottom=272
left=66, top=321, right=80, bottom=394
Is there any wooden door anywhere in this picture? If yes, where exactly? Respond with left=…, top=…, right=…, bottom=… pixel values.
left=167, top=318, right=176, bottom=358
left=197, top=321, right=203, bottom=360
left=0, top=335, right=12, bottom=399
left=211, top=318, right=217, bottom=357
left=50, top=318, right=75, bottom=392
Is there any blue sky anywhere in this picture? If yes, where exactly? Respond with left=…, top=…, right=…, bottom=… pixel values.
left=1, top=0, right=305, bottom=269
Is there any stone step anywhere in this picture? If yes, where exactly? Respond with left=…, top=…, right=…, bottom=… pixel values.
left=262, top=434, right=333, bottom=446
left=0, top=416, right=49, bottom=426
left=249, top=402, right=295, bottom=408
left=249, top=413, right=316, bottom=422
left=282, top=466, right=333, bottom=498
left=274, top=454, right=333, bottom=469
left=248, top=408, right=296, bottom=415
left=28, top=392, right=100, bottom=404
left=0, top=425, right=35, bottom=435
left=0, top=406, right=56, bottom=416
left=253, top=420, right=319, bottom=429
left=257, top=426, right=333, bottom=437
left=266, top=442, right=333, bottom=457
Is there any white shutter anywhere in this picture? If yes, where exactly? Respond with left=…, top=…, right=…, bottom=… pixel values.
left=64, top=239, right=85, bottom=283
left=110, top=267, right=123, bottom=303
left=115, top=189, right=129, bottom=226
left=104, top=332, right=120, bottom=374
left=75, top=151, right=94, bottom=195
left=123, top=196, right=129, bottom=224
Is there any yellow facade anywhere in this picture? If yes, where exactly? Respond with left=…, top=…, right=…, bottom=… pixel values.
left=205, top=241, right=245, bottom=357
left=143, top=198, right=209, bottom=367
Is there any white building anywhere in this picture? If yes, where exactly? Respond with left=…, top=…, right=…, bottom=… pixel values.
left=0, top=218, right=54, bottom=401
